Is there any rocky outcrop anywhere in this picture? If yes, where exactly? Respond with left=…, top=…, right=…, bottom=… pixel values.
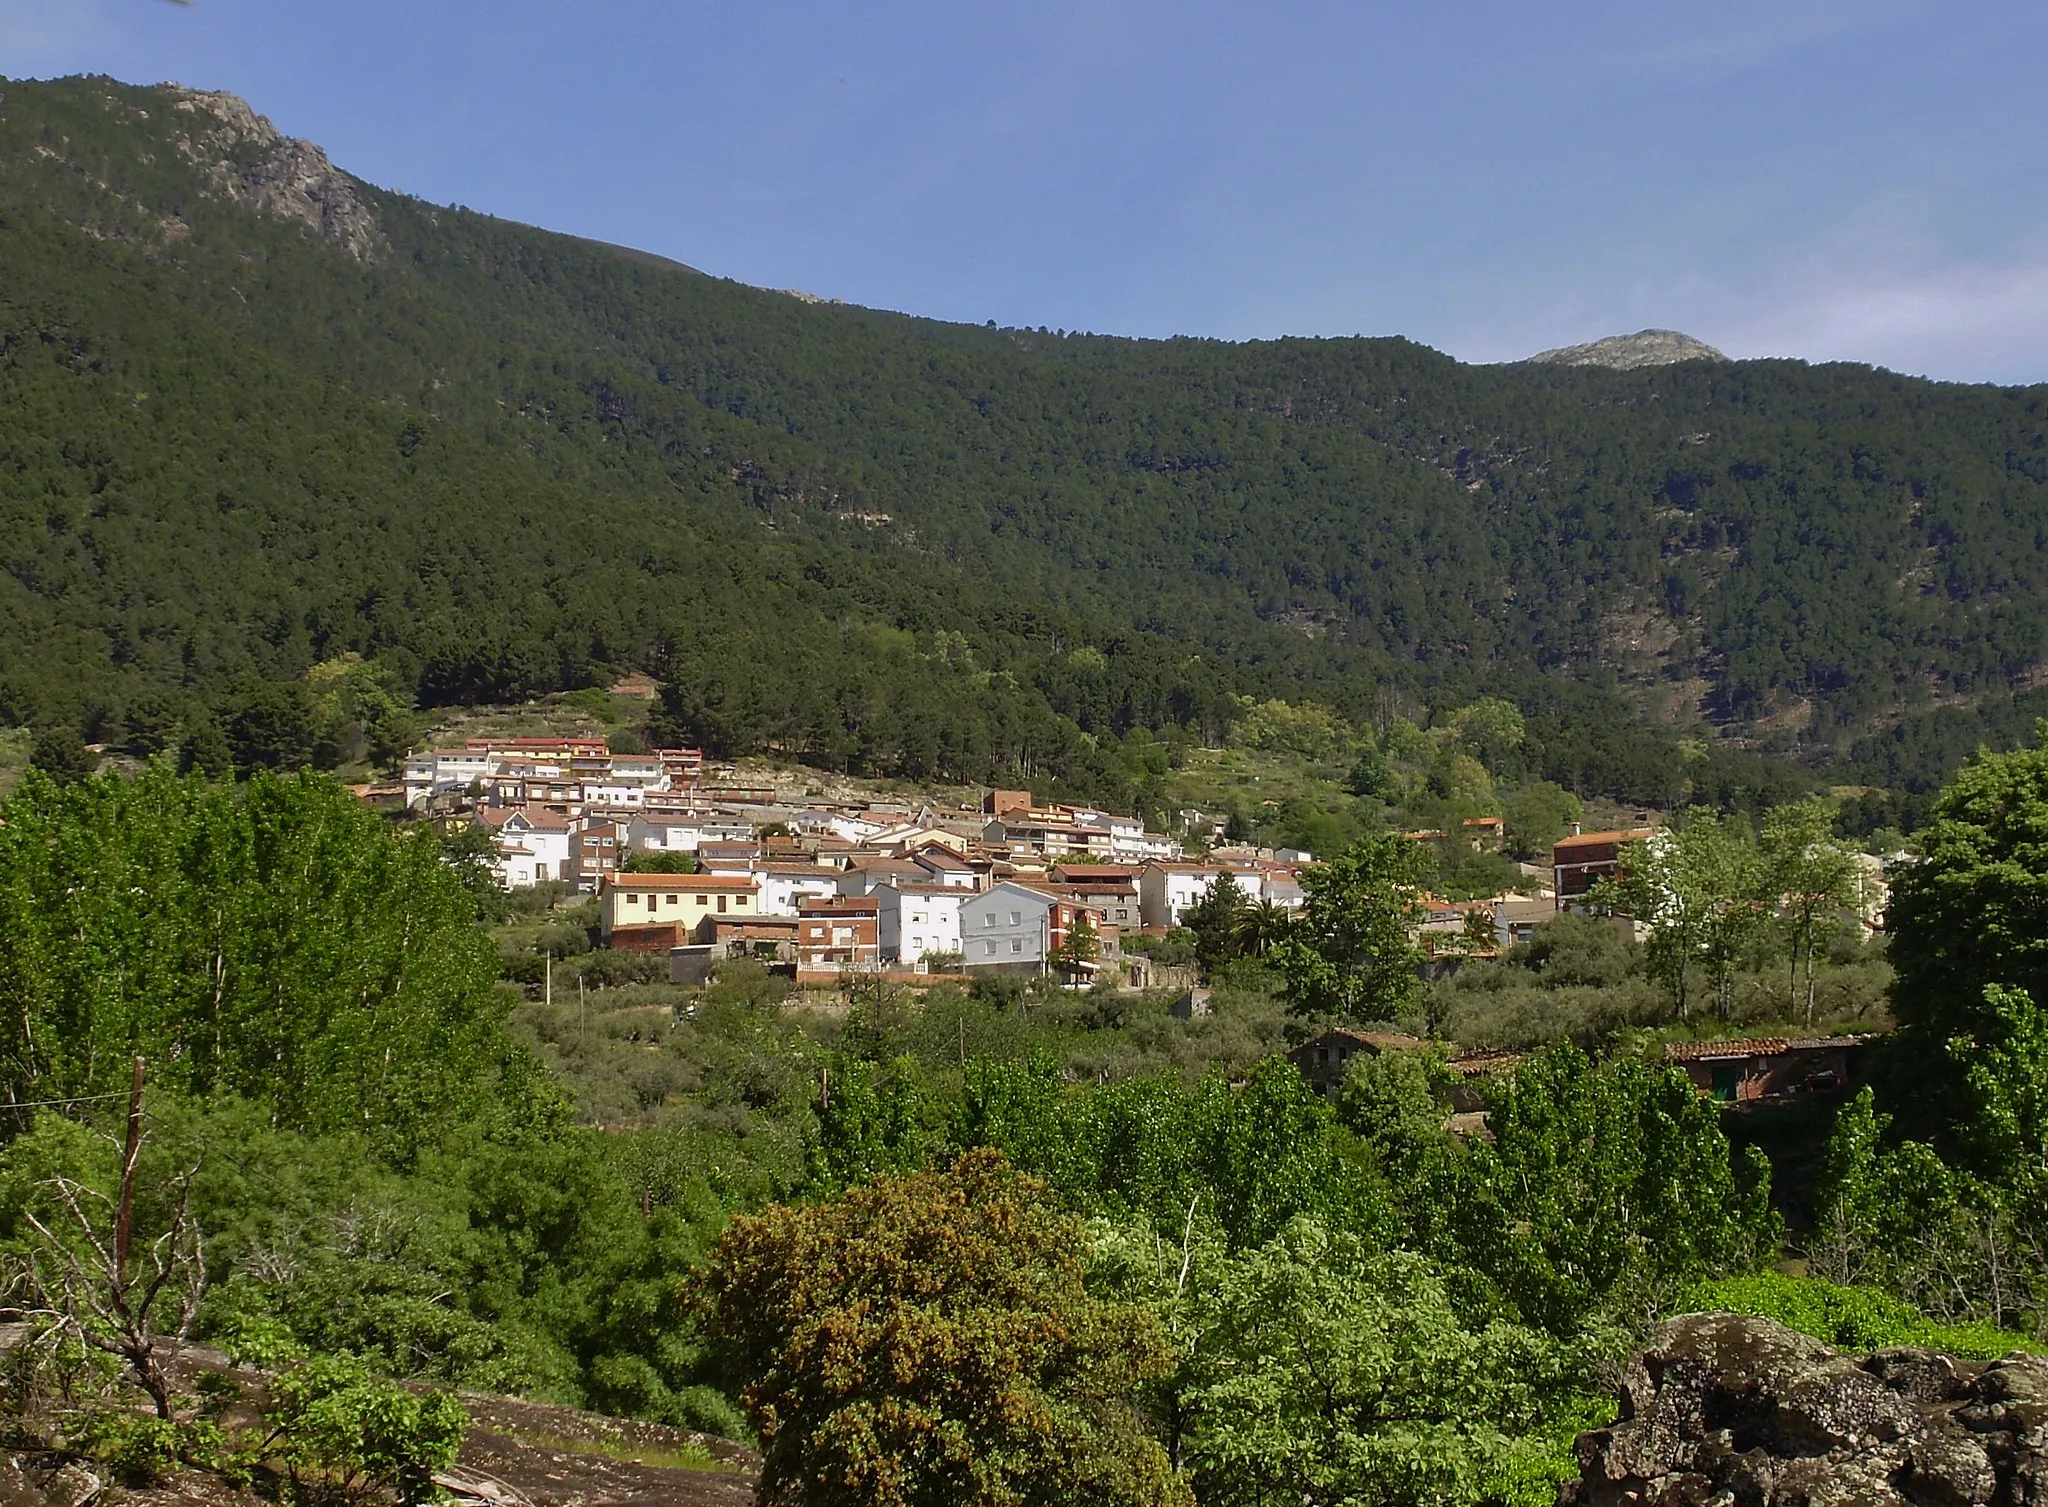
left=1526, top=329, right=1725, bottom=370
left=1566, top=1312, right=2048, bottom=1506
left=165, top=88, right=382, bottom=261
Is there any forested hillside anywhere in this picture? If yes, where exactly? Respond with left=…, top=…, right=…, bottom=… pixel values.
left=3, top=76, right=2047, bottom=808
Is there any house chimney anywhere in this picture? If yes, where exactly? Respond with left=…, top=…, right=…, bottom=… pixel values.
left=1570, top=822, right=1582, bottom=837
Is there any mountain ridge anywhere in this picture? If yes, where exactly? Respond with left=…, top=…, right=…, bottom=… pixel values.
left=3, top=75, right=2047, bottom=808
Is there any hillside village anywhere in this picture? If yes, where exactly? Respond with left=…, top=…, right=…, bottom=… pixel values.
left=404, top=735, right=1887, bottom=1004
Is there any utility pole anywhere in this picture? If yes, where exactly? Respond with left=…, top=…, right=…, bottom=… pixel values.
left=114, top=1056, right=144, bottom=1293
left=544, top=951, right=553, bottom=1008
left=579, top=973, right=586, bottom=1048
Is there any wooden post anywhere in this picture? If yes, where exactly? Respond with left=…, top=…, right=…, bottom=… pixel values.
left=114, top=1056, right=144, bottom=1292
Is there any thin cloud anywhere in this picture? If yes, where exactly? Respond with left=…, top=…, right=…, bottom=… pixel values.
left=1603, top=0, right=1928, bottom=76
left=1715, top=257, right=2048, bottom=384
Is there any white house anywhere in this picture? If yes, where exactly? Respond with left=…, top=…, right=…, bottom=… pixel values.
left=910, top=846, right=980, bottom=889
left=750, top=862, right=845, bottom=917
left=876, top=884, right=971, bottom=966
left=1067, top=807, right=1185, bottom=863
left=1137, top=863, right=1231, bottom=929
left=958, top=882, right=1060, bottom=973
left=479, top=806, right=576, bottom=888
left=624, top=813, right=755, bottom=854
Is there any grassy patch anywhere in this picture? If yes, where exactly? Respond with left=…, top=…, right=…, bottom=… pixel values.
left=1686, top=1273, right=2038, bottom=1360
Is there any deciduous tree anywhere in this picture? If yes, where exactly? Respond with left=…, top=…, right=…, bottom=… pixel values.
left=698, top=1149, right=1189, bottom=1507
left=1272, top=833, right=1427, bottom=1023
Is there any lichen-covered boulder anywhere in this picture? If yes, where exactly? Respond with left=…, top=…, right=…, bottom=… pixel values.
left=1564, top=1312, right=2048, bottom=1506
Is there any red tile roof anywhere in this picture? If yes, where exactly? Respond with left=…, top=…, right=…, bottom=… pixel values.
left=1663, top=1034, right=1876, bottom=1062
left=1554, top=828, right=1656, bottom=853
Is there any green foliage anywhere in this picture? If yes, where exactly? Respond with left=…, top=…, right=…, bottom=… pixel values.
left=1438, top=1045, right=1778, bottom=1332
left=1599, top=814, right=1765, bottom=1023
left=0, top=765, right=542, bottom=1156
left=1331, top=1044, right=1459, bottom=1181
left=73, top=1411, right=209, bottom=1481
left=806, top=1055, right=935, bottom=1193
left=1164, top=1222, right=1596, bottom=1507
left=1511, top=913, right=1637, bottom=989
left=304, top=654, right=421, bottom=770
left=262, top=1356, right=466, bottom=1505
left=1761, top=796, right=1870, bottom=1027
left=28, top=728, right=94, bottom=786
left=698, top=1149, right=1189, bottom=1507
left=621, top=849, right=698, bottom=874
left=955, top=1056, right=1388, bottom=1253
left=1888, top=727, right=2048, bottom=1101
left=1501, top=781, right=1582, bottom=861
left=1181, top=872, right=1254, bottom=974
left=1685, top=1273, right=2034, bottom=1361
left=1272, top=832, right=1428, bottom=1022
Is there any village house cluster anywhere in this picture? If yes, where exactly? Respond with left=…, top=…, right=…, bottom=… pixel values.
left=408, top=742, right=1887, bottom=994
left=407, top=743, right=1322, bottom=986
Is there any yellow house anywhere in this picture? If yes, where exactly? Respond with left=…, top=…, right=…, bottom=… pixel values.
left=601, top=873, right=759, bottom=946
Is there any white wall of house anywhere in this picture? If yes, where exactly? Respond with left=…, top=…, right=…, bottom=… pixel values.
left=624, top=815, right=753, bottom=852
left=1111, top=830, right=1184, bottom=863
left=959, top=883, right=1055, bottom=970
left=494, top=828, right=575, bottom=888
left=877, top=886, right=970, bottom=964
left=1138, top=866, right=1230, bottom=929
left=755, top=869, right=844, bottom=916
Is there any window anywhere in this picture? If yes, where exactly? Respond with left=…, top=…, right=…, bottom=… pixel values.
left=983, top=940, right=997, bottom=957
left=982, top=913, right=995, bottom=929
left=626, top=893, right=640, bottom=906
left=1010, top=939, right=1022, bottom=954
left=666, top=894, right=678, bottom=907
left=1009, top=911, right=1020, bottom=925
left=697, top=894, right=709, bottom=906
left=717, top=895, right=728, bottom=913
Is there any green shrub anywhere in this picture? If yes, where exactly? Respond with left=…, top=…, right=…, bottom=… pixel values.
left=263, top=1357, right=466, bottom=1505
left=74, top=1413, right=228, bottom=1481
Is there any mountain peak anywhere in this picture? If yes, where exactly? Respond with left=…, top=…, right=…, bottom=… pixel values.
left=161, top=84, right=383, bottom=261
left=1525, top=329, right=1726, bottom=370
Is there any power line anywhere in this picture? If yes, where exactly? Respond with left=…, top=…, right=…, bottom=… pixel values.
left=0, top=1091, right=134, bottom=1112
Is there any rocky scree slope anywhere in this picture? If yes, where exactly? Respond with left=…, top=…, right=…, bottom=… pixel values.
left=1526, top=329, right=1727, bottom=369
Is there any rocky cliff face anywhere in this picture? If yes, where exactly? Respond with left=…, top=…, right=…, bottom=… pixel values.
left=166, top=87, right=382, bottom=261
left=1527, top=329, right=1726, bottom=369
left=1567, top=1312, right=2048, bottom=1506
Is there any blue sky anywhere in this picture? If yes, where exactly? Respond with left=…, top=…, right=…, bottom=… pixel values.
left=6, top=0, right=2045, bottom=382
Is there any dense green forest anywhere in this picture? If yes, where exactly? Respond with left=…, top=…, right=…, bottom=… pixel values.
left=2, top=77, right=2047, bottom=817
left=7, top=743, right=2048, bottom=1504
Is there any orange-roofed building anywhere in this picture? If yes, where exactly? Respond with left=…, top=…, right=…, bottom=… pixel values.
left=601, top=872, right=759, bottom=950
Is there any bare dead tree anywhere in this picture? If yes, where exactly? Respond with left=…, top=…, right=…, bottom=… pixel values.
left=1, top=1074, right=208, bottom=1423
